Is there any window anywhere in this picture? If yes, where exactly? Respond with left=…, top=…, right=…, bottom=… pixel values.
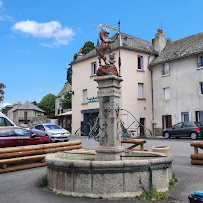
left=199, top=82, right=203, bottom=95
left=164, top=87, right=170, bottom=100
left=24, top=111, right=27, bottom=120
left=183, top=122, right=196, bottom=128
left=83, top=89, right=88, bottom=103
left=91, top=62, right=97, bottom=76
left=198, top=55, right=203, bottom=67
left=181, top=112, right=189, bottom=122
left=0, top=117, right=13, bottom=126
left=162, top=63, right=170, bottom=75
left=173, top=123, right=183, bottom=129
left=138, top=83, right=144, bottom=99
left=197, top=111, right=203, bottom=124
left=137, top=56, right=143, bottom=70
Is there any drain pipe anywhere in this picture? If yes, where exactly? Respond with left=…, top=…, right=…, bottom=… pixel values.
left=148, top=54, right=155, bottom=136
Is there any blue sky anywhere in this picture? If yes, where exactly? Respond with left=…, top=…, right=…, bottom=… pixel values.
left=1, top=0, right=203, bottom=109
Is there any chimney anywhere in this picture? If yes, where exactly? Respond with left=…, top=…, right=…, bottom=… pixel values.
left=152, top=28, right=166, bottom=54
left=77, top=48, right=83, bottom=59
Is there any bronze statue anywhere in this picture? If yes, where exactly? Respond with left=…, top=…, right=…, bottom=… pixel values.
left=96, top=29, right=114, bottom=66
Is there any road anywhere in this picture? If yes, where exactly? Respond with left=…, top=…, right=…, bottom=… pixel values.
left=0, top=136, right=202, bottom=203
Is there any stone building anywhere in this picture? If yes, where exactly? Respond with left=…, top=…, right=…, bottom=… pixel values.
left=7, top=101, right=44, bottom=126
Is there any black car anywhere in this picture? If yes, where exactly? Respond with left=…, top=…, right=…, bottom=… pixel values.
left=162, top=122, right=203, bottom=139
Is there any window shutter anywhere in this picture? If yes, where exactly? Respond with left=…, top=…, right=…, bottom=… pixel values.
left=179, top=112, right=181, bottom=122
left=138, top=83, right=143, bottom=98
left=189, top=112, right=192, bottom=121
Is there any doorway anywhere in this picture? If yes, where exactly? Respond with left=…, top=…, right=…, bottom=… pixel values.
left=140, top=118, right=145, bottom=137
left=162, top=115, right=172, bottom=129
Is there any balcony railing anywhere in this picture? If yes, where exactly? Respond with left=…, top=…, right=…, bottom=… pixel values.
left=18, top=117, right=32, bottom=121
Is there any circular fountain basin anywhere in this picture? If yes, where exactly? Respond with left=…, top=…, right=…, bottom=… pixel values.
left=45, top=150, right=173, bottom=198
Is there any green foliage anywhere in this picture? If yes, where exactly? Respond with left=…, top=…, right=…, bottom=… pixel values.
left=137, top=185, right=171, bottom=202
left=60, top=91, right=71, bottom=109
left=32, top=101, right=38, bottom=106
left=38, top=94, right=56, bottom=118
left=0, top=83, right=6, bottom=103
left=169, top=173, right=178, bottom=190
left=81, top=41, right=95, bottom=55
left=74, top=53, right=78, bottom=60
left=36, top=174, right=48, bottom=187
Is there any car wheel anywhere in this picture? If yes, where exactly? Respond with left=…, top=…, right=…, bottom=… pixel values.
left=191, top=132, right=198, bottom=140
left=164, top=132, right=170, bottom=139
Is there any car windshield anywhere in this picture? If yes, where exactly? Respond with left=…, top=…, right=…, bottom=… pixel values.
left=0, top=128, right=32, bottom=137
left=44, top=125, right=61, bottom=130
left=195, top=122, right=203, bottom=127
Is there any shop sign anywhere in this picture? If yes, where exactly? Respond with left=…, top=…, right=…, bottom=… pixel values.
left=87, top=97, right=98, bottom=103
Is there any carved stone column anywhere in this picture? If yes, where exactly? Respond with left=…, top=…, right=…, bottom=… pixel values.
left=95, top=75, right=124, bottom=161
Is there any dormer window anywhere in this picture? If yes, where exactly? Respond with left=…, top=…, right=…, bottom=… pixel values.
left=162, top=63, right=170, bottom=75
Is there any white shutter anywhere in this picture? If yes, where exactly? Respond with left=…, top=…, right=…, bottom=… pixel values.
left=189, top=112, right=192, bottom=121
left=138, top=83, right=143, bottom=98
left=179, top=112, right=182, bottom=122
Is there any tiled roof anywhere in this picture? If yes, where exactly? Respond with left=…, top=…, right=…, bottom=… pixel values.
left=72, top=32, right=157, bottom=64
left=15, top=101, right=44, bottom=112
left=150, top=32, right=203, bottom=66
left=56, top=82, right=71, bottom=98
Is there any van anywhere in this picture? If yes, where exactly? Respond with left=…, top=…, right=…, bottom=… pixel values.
left=0, top=112, right=17, bottom=127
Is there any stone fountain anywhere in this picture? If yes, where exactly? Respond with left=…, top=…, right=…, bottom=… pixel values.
left=45, top=27, right=173, bottom=198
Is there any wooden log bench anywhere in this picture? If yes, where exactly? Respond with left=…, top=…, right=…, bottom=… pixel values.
left=0, top=141, right=82, bottom=173
left=121, top=139, right=147, bottom=151
left=97, top=139, right=147, bottom=151
left=190, top=142, right=203, bottom=165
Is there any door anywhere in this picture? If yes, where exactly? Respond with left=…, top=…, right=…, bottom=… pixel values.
left=162, top=115, right=172, bottom=129
left=140, top=118, right=145, bottom=137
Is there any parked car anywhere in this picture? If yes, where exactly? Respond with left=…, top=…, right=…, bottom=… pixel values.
left=0, top=127, right=54, bottom=148
left=162, top=121, right=203, bottom=139
left=0, top=112, right=16, bottom=127
left=31, top=123, right=70, bottom=142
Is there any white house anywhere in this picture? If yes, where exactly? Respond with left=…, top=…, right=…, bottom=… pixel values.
left=150, top=31, right=203, bottom=135
left=71, top=32, right=158, bottom=136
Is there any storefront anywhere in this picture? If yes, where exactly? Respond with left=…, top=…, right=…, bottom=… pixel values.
left=58, top=111, right=72, bottom=133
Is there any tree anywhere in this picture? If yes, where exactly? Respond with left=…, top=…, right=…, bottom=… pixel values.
left=0, top=83, right=6, bottom=103
left=60, top=91, right=71, bottom=109
left=32, top=101, right=38, bottom=106
left=81, top=41, right=95, bottom=55
left=38, top=94, right=56, bottom=118
left=74, top=41, right=95, bottom=60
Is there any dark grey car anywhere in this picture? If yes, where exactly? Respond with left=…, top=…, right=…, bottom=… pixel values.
left=162, top=122, right=203, bottom=139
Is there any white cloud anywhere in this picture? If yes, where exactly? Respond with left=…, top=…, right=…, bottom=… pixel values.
left=0, top=102, right=12, bottom=110
left=12, top=20, right=75, bottom=46
left=0, top=15, right=13, bottom=22
left=0, top=1, right=3, bottom=7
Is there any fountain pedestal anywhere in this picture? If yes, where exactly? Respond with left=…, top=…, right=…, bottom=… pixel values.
left=95, top=75, right=124, bottom=161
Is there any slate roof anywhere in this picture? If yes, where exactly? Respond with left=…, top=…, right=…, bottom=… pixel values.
left=56, top=82, right=71, bottom=98
left=15, top=101, right=44, bottom=112
left=72, top=32, right=157, bottom=64
left=150, top=32, right=203, bottom=66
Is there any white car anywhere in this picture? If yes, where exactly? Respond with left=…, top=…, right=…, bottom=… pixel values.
left=32, top=123, right=70, bottom=142
left=0, top=112, right=17, bottom=127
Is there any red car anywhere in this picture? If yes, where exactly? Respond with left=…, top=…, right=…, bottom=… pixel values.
left=0, top=127, right=54, bottom=148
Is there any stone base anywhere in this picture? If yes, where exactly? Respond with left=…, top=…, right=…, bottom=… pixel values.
left=95, top=146, right=125, bottom=161
left=45, top=151, right=173, bottom=199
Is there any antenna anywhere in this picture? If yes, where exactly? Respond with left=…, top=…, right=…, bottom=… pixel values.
left=157, top=20, right=163, bottom=33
